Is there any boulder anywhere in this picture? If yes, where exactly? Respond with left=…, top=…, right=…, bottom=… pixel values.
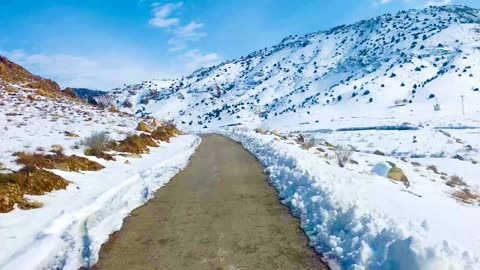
left=387, top=167, right=409, bottom=184
left=372, top=162, right=392, bottom=177
left=64, top=131, right=79, bottom=137
left=372, top=162, right=409, bottom=185
left=373, top=150, right=386, bottom=156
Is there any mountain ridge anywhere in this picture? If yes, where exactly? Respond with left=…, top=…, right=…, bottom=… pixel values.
left=96, top=5, right=480, bottom=131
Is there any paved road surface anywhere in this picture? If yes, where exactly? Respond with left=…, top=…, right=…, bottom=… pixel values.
left=93, top=134, right=328, bottom=270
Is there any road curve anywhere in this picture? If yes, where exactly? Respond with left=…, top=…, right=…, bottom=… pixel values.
left=92, top=134, right=328, bottom=270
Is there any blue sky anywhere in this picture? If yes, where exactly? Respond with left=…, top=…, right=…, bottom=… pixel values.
left=1, top=0, right=479, bottom=89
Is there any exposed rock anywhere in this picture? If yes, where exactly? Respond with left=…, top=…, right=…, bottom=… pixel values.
left=373, top=150, right=386, bottom=156
left=0, top=56, right=60, bottom=95
left=64, top=131, right=80, bottom=137
left=387, top=167, right=409, bottom=185
left=452, top=154, right=465, bottom=161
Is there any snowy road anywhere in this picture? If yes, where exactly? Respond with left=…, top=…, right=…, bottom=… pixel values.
left=92, top=134, right=327, bottom=270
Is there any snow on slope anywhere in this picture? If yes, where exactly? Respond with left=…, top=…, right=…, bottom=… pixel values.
left=0, top=58, right=201, bottom=269
left=98, top=5, right=480, bottom=131
left=225, top=130, right=480, bottom=270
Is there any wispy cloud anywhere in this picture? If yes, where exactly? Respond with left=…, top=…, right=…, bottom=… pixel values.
left=148, top=2, right=221, bottom=71
left=149, top=2, right=182, bottom=28
left=168, top=21, right=207, bottom=51
left=1, top=49, right=169, bottom=89
left=181, top=49, right=222, bottom=71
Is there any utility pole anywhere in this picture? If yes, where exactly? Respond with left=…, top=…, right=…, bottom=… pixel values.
left=461, top=95, right=465, bottom=115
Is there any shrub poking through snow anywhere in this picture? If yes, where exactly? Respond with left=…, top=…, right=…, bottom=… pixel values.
left=446, top=175, right=466, bottom=188
left=302, top=136, right=319, bottom=149
left=334, top=145, right=353, bottom=167
left=427, top=164, right=439, bottom=174
left=80, top=132, right=115, bottom=160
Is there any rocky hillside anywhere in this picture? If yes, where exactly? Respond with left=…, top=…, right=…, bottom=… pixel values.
left=97, top=5, right=480, bottom=130
left=0, top=56, right=61, bottom=95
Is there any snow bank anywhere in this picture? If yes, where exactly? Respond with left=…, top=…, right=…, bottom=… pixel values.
left=0, top=135, right=200, bottom=270
left=224, top=130, right=479, bottom=270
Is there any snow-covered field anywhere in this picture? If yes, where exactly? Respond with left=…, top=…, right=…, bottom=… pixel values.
left=0, top=135, right=200, bottom=270
left=224, top=129, right=480, bottom=270
left=0, top=79, right=201, bottom=269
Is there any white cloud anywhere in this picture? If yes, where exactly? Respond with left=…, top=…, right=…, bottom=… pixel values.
left=181, top=49, right=222, bottom=71
left=168, top=21, right=207, bottom=51
left=1, top=49, right=170, bottom=90
left=149, top=2, right=182, bottom=28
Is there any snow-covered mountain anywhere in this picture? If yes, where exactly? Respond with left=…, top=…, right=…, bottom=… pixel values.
left=98, top=5, right=480, bottom=130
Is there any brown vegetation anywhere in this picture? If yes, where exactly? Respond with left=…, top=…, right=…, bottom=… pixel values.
left=452, top=188, right=479, bottom=204
left=0, top=166, right=68, bottom=212
left=446, top=175, right=466, bottom=188
left=114, top=134, right=158, bottom=154
left=151, top=124, right=181, bottom=142
left=15, top=151, right=104, bottom=172
left=136, top=121, right=152, bottom=133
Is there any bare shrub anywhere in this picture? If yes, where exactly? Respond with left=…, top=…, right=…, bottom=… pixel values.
left=427, top=165, right=439, bottom=174
left=79, top=132, right=111, bottom=153
left=79, top=132, right=115, bottom=160
left=446, top=175, right=466, bottom=188
left=302, top=136, right=319, bottom=149
left=334, top=145, right=353, bottom=167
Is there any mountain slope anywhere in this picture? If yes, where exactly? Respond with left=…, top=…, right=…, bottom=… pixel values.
left=98, top=5, right=480, bottom=131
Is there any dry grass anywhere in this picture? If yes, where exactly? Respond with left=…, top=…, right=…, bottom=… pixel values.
left=15, top=152, right=104, bottom=172
left=114, top=134, right=158, bottom=154
left=452, top=188, right=479, bottom=204
left=151, top=124, right=181, bottom=142
left=136, top=121, right=152, bottom=133
left=0, top=166, right=68, bottom=213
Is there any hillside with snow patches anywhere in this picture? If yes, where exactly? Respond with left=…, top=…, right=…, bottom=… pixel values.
left=98, top=5, right=480, bottom=131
